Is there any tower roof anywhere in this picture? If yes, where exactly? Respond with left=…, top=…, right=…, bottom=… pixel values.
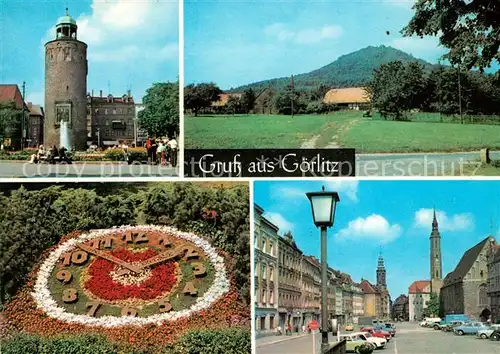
left=57, top=9, right=77, bottom=26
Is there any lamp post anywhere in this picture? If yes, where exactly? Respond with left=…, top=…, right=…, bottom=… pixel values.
left=306, top=186, right=340, bottom=352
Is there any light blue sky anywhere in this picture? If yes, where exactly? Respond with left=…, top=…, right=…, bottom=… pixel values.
left=254, top=180, right=500, bottom=299
left=1, top=0, right=178, bottom=105
left=185, top=0, right=497, bottom=90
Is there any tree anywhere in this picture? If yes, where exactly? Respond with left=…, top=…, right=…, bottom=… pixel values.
left=226, top=96, right=242, bottom=115
left=367, top=61, right=427, bottom=120
left=0, top=102, right=22, bottom=147
left=184, top=83, right=222, bottom=116
left=240, top=88, right=256, bottom=114
left=403, top=0, right=500, bottom=75
left=138, top=82, right=179, bottom=138
left=274, top=86, right=304, bottom=115
left=426, top=292, right=440, bottom=317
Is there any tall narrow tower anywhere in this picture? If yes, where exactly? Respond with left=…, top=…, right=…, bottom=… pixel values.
left=430, top=209, right=443, bottom=294
left=44, top=9, right=88, bottom=150
left=376, top=253, right=387, bottom=289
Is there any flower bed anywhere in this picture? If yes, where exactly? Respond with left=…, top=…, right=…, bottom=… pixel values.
left=1, top=226, right=249, bottom=350
left=84, top=248, right=178, bottom=301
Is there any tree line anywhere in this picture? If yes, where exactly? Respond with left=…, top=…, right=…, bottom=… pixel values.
left=367, top=61, right=500, bottom=120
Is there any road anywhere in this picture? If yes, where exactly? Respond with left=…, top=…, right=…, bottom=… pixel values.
left=0, top=161, right=179, bottom=178
left=356, top=151, right=500, bottom=176
left=256, top=322, right=500, bottom=354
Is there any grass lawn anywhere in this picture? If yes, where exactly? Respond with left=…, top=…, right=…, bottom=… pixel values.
left=185, top=112, right=500, bottom=153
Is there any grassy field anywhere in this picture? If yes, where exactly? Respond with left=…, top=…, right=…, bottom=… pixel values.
left=185, top=112, right=500, bottom=153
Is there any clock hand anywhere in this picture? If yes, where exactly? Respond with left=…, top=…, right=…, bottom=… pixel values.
left=135, top=246, right=186, bottom=271
left=77, top=243, right=142, bottom=273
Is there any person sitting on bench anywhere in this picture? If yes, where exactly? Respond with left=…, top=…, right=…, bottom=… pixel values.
left=58, top=146, right=68, bottom=163
left=47, top=145, right=59, bottom=164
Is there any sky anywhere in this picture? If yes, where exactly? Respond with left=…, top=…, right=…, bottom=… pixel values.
left=1, top=0, right=179, bottom=106
left=254, top=180, right=500, bottom=299
left=185, top=0, right=497, bottom=90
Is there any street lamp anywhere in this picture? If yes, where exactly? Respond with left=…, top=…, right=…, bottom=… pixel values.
left=306, top=186, right=340, bottom=351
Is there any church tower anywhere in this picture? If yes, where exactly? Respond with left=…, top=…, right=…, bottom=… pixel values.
left=376, top=253, right=387, bottom=289
left=44, top=9, right=88, bottom=150
left=430, top=209, right=443, bottom=294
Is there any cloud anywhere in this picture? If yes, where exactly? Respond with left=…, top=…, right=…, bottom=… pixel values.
left=263, top=212, right=294, bottom=234
left=264, top=23, right=343, bottom=44
left=271, top=181, right=358, bottom=204
left=41, top=0, right=178, bottom=62
left=414, top=208, right=474, bottom=232
left=335, top=214, right=403, bottom=244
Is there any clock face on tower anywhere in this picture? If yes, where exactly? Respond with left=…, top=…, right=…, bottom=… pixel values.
left=32, top=226, right=229, bottom=327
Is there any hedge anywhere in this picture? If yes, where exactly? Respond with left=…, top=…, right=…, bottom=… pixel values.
left=1, top=329, right=251, bottom=354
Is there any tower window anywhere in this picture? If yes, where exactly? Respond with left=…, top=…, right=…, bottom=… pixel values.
left=480, top=270, right=484, bottom=278
left=436, top=270, right=438, bottom=278
left=66, top=86, right=69, bottom=92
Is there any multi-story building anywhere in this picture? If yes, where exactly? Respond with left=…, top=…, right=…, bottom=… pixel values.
left=301, top=255, right=321, bottom=326
left=488, top=244, right=500, bottom=323
left=392, top=294, right=409, bottom=321
left=359, top=279, right=379, bottom=318
left=327, top=268, right=338, bottom=323
left=441, top=236, right=495, bottom=319
left=278, top=231, right=303, bottom=330
left=352, top=283, right=365, bottom=324
left=254, top=205, right=279, bottom=334
left=87, top=90, right=136, bottom=146
left=0, top=84, right=28, bottom=149
left=408, top=281, right=431, bottom=321
left=27, top=103, right=44, bottom=147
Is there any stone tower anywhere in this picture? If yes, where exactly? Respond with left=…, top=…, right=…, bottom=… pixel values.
left=376, top=253, right=387, bottom=289
left=430, top=209, right=443, bottom=294
left=44, top=9, right=88, bottom=150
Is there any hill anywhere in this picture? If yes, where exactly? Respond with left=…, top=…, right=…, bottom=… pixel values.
left=229, top=45, right=434, bottom=92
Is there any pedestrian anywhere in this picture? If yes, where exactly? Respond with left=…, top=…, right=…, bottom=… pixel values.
left=146, top=136, right=152, bottom=164
left=167, top=136, right=178, bottom=167
left=151, top=139, right=158, bottom=165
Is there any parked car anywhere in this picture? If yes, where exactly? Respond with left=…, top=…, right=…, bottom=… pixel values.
left=339, top=334, right=375, bottom=353
left=490, top=329, right=500, bottom=341
left=345, top=324, right=354, bottom=331
left=454, top=322, right=489, bottom=336
left=441, top=321, right=466, bottom=332
left=359, top=327, right=391, bottom=341
left=354, top=331, right=387, bottom=349
left=375, top=324, right=396, bottom=337
left=420, top=317, right=441, bottom=327
left=476, top=324, right=500, bottom=339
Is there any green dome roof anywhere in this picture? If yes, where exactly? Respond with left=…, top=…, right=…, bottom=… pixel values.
left=56, top=12, right=76, bottom=26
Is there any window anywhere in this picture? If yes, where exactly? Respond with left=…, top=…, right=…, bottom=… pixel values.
left=262, top=264, right=267, bottom=280
left=270, top=289, right=274, bottom=304
left=105, top=109, right=108, bottom=115
left=113, top=109, right=116, bottom=115
left=480, top=270, right=484, bottom=278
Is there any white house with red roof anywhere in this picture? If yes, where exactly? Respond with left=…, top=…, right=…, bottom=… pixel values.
left=408, top=280, right=431, bottom=321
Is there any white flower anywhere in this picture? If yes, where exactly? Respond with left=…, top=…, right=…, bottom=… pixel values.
left=32, top=225, right=231, bottom=327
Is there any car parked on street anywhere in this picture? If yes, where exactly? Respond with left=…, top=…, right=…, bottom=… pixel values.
left=360, top=327, right=391, bottom=341
left=339, top=334, right=375, bottom=353
left=441, top=320, right=466, bottom=332
left=490, top=329, right=500, bottom=341
left=454, top=322, right=489, bottom=336
left=375, top=324, right=396, bottom=337
left=353, top=331, right=387, bottom=349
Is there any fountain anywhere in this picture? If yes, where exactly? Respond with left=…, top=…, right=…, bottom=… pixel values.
left=59, top=120, right=71, bottom=151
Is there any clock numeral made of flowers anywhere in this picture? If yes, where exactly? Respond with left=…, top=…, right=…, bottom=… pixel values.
left=45, top=227, right=219, bottom=322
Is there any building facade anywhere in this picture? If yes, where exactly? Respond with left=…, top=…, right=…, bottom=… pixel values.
left=87, top=91, right=136, bottom=146
left=352, top=284, right=365, bottom=324
left=359, top=280, right=379, bottom=318
left=0, top=84, right=27, bottom=149
left=254, top=204, right=279, bottom=335
left=430, top=210, right=444, bottom=294
left=278, top=231, right=304, bottom=331
left=441, top=236, right=495, bottom=319
left=301, top=255, right=321, bottom=327
left=488, top=245, right=500, bottom=323
left=392, top=295, right=409, bottom=321
left=44, top=10, right=88, bottom=150
left=408, top=281, right=431, bottom=321
left=27, top=103, right=44, bottom=147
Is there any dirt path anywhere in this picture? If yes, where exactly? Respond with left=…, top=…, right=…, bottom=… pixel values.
left=300, top=118, right=361, bottom=148
left=324, top=118, right=360, bottom=148
left=300, top=134, right=320, bottom=148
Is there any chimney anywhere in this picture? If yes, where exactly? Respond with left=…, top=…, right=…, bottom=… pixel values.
left=100, top=90, right=102, bottom=98
left=127, top=89, right=131, bottom=98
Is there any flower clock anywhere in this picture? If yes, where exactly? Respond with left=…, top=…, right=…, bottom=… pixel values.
left=31, top=225, right=230, bottom=327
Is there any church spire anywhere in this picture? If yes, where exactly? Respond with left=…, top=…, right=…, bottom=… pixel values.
left=432, top=207, right=438, bottom=231
left=376, top=252, right=386, bottom=288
